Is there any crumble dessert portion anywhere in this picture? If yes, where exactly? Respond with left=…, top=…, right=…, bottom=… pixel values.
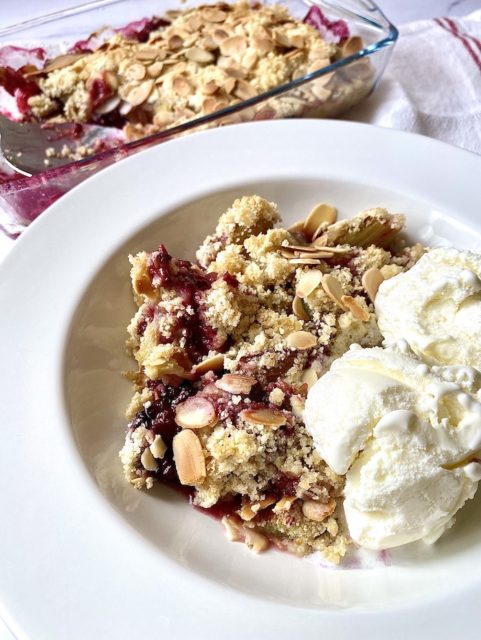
left=12, top=2, right=371, bottom=142
left=120, top=195, right=424, bottom=562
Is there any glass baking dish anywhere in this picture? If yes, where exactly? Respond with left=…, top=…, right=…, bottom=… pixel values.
left=0, top=0, right=397, bottom=237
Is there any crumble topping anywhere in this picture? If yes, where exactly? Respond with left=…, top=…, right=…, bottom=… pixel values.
left=18, top=3, right=372, bottom=142
left=119, top=194, right=424, bottom=562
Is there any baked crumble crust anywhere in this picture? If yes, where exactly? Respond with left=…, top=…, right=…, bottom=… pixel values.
left=119, top=194, right=424, bottom=562
left=22, top=3, right=372, bottom=141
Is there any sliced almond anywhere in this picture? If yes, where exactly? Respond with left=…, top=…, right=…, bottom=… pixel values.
left=362, top=268, right=384, bottom=302
left=172, top=429, right=206, bottom=485
left=187, top=14, right=203, bottom=31
left=147, top=61, right=164, bottom=78
left=242, top=49, right=258, bottom=70
left=136, top=46, right=160, bottom=61
left=150, top=435, right=167, bottom=460
left=304, top=203, right=337, bottom=239
left=240, top=408, right=287, bottom=427
left=307, top=58, right=331, bottom=74
left=42, top=53, right=84, bottom=73
left=273, top=31, right=292, bottom=48
left=301, top=368, right=318, bottom=389
left=285, top=244, right=319, bottom=253
left=252, top=37, right=274, bottom=55
left=94, top=95, right=121, bottom=115
left=125, top=79, right=154, bottom=106
left=298, top=251, right=334, bottom=260
left=292, top=295, right=309, bottom=321
left=296, top=270, right=323, bottom=299
left=287, top=219, right=306, bottom=233
left=202, top=97, right=219, bottom=114
left=321, top=274, right=347, bottom=310
left=172, top=75, right=193, bottom=97
left=194, top=354, right=225, bottom=375
left=125, top=62, right=146, bottom=81
left=223, top=77, right=236, bottom=94
left=167, top=34, right=184, bottom=50
left=239, top=496, right=276, bottom=521
left=203, top=8, right=228, bottom=22
left=244, top=528, right=269, bottom=553
left=341, top=295, right=370, bottom=321
left=234, top=78, right=257, bottom=100
left=286, top=330, right=317, bottom=350
left=202, top=80, right=219, bottom=95
left=222, top=515, right=243, bottom=541
left=302, top=498, right=335, bottom=522
left=153, top=110, right=175, bottom=127
left=342, top=36, right=364, bottom=58
left=215, top=374, right=256, bottom=395
left=220, top=35, right=247, bottom=59
left=186, top=47, right=215, bottom=64
left=140, top=447, right=158, bottom=472
left=289, top=258, right=321, bottom=265
left=175, top=397, right=217, bottom=429
left=213, top=28, right=229, bottom=44
left=273, top=496, right=297, bottom=514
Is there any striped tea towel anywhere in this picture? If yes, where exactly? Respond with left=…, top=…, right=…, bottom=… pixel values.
left=346, top=10, right=481, bottom=154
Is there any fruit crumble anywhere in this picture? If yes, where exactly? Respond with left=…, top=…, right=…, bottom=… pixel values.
left=119, top=195, right=424, bottom=562
left=5, top=2, right=371, bottom=143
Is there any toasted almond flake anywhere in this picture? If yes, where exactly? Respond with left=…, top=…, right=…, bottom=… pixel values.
left=222, top=515, right=243, bottom=541
left=280, top=248, right=295, bottom=259
left=202, top=96, right=218, bottom=114
left=285, top=244, right=319, bottom=253
left=172, top=430, right=206, bottom=485
left=307, top=58, right=331, bottom=74
left=187, top=14, right=203, bottom=31
left=147, top=61, right=164, bottom=78
left=136, top=46, right=160, bottom=61
left=289, top=258, right=321, bottom=265
left=194, top=353, right=224, bottom=375
left=153, top=110, right=174, bottom=127
left=301, top=368, right=318, bottom=389
left=223, top=77, right=236, bottom=94
left=202, top=80, right=219, bottom=95
left=342, top=35, right=364, bottom=57
left=239, top=497, right=275, bottom=521
left=125, top=62, right=146, bottom=81
left=311, top=84, right=331, bottom=101
left=150, top=435, right=167, bottom=459
left=242, top=49, right=258, bottom=69
left=140, top=447, right=158, bottom=472
left=42, top=53, right=84, bottom=73
left=240, top=408, right=287, bottom=427
left=286, top=330, right=317, bottom=350
left=94, top=95, right=120, bottom=115
left=244, top=528, right=269, bottom=553
left=104, top=70, right=118, bottom=90
left=252, top=37, right=274, bottom=55
left=133, top=272, right=154, bottom=297
left=224, top=65, right=246, bottom=78
left=362, top=268, right=384, bottom=302
left=341, top=295, right=370, bottom=321
left=304, top=203, right=337, bottom=238
left=311, top=241, right=351, bottom=253
left=321, top=274, right=347, bottom=310
left=287, top=219, right=306, bottom=233
left=220, top=35, right=247, bottom=59
left=234, top=78, right=257, bottom=100
left=311, top=234, right=328, bottom=247
left=172, top=75, right=193, bottom=96
left=297, top=251, right=334, bottom=260
left=296, top=269, right=323, bottom=298
left=273, top=496, right=296, bottom=514
left=167, top=34, right=184, bottom=50
left=125, top=79, right=154, bottom=106
left=203, top=8, right=228, bottom=22
left=292, top=295, right=309, bottom=321
left=175, top=397, right=217, bottom=429
left=186, top=47, right=215, bottom=63
left=273, top=31, right=292, bottom=48
left=215, top=373, right=256, bottom=395
left=302, top=499, right=335, bottom=522
left=213, top=28, right=229, bottom=44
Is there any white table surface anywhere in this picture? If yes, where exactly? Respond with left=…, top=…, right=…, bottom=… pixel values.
left=1, top=0, right=480, bottom=638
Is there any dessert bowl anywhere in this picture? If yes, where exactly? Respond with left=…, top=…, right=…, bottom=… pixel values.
left=1, top=120, right=481, bottom=639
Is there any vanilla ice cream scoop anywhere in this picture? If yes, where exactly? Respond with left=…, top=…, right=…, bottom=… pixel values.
left=304, top=343, right=481, bottom=549
left=375, top=248, right=481, bottom=369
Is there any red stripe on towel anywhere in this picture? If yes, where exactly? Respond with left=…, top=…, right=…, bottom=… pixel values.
left=445, top=16, right=481, bottom=56
left=434, top=17, right=481, bottom=73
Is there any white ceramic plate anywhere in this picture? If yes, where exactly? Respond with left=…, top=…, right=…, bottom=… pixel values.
left=1, top=120, right=481, bottom=640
